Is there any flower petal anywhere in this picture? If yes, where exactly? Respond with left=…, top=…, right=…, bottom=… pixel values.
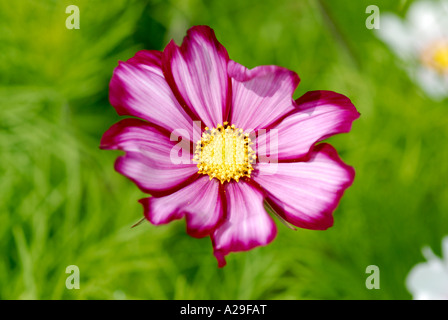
left=407, top=0, right=448, bottom=45
left=100, top=118, right=190, bottom=153
left=101, top=118, right=198, bottom=196
left=212, top=181, right=277, bottom=267
left=256, top=90, right=359, bottom=161
left=253, top=143, right=355, bottom=230
left=228, top=60, right=300, bottom=130
left=375, top=13, right=417, bottom=60
left=413, top=66, right=448, bottom=101
left=109, top=50, right=194, bottom=135
left=163, top=26, right=230, bottom=128
left=139, top=176, right=224, bottom=238
left=115, top=153, right=198, bottom=197
left=406, top=259, right=448, bottom=300
left=407, top=236, right=448, bottom=300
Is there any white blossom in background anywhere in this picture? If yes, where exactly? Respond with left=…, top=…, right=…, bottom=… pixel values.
left=375, top=0, right=448, bottom=100
left=406, top=236, right=448, bottom=300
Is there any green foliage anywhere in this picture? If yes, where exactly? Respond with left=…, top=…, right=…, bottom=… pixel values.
left=1, top=0, right=447, bottom=299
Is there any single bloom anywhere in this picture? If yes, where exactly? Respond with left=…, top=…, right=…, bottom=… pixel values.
left=375, top=0, right=448, bottom=100
left=406, top=236, right=448, bottom=300
left=100, top=25, right=360, bottom=267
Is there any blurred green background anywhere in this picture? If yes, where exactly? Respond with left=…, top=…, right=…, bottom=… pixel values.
left=1, top=0, right=447, bottom=299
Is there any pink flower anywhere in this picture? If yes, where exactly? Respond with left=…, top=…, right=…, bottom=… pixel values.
left=100, top=26, right=360, bottom=267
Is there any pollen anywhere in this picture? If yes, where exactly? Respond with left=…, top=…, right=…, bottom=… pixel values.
left=422, top=40, right=448, bottom=74
left=193, top=122, right=256, bottom=184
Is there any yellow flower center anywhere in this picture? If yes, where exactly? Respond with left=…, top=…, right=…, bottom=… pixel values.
left=422, top=40, right=448, bottom=74
left=193, top=122, right=256, bottom=184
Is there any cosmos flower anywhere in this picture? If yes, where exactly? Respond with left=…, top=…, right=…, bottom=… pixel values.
left=406, top=236, right=448, bottom=299
left=100, top=26, right=359, bottom=267
left=375, top=0, right=448, bottom=100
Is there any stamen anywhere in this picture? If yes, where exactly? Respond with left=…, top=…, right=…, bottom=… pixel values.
left=193, top=123, right=256, bottom=184
left=422, top=39, right=448, bottom=74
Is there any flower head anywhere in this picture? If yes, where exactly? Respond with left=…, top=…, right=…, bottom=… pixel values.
left=100, top=26, right=360, bottom=267
left=406, top=236, right=448, bottom=300
left=376, top=0, right=448, bottom=100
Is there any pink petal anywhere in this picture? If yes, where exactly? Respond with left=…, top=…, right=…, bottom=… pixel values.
left=212, top=181, right=277, bottom=267
left=253, top=143, right=355, bottom=230
left=139, top=176, right=224, bottom=238
left=256, top=90, right=360, bottom=161
left=228, top=60, right=300, bottom=130
left=162, top=26, right=230, bottom=128
left=127, top=50, right=164, bottom=76
left=109, top=50, right=194, bottom=135
left=101, top=118, right=198, bottom=196
left=115, top=153, right=198, bottom=197
left=100, top=118, right=191, bottom=153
